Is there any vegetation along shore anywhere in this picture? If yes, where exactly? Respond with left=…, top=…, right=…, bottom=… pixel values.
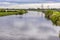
left=44, top=9, right=60, bottom=26
left=0, top=9, right=28, bottom=16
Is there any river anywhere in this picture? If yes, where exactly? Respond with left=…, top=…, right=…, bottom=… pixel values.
left=0, top=11, right=60, bottom=40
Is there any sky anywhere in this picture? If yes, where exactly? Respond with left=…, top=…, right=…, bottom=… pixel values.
left=0, top=0, right=60, bottom=8
left=0, top=0, right=60, bottom=4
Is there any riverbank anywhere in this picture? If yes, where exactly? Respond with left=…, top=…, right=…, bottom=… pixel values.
left=44, top=9, right=60, bottom=26
left=0, top=11, right=59, bottom=40
left=0, top=9, right=27, bottom=16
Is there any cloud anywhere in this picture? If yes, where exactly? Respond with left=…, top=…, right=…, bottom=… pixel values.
left=0, top=0, right=60, bottom=3
left=0, top=2, right=18, bottom=8
left=0, top=2, right=11, bottom=4
left=0, top=1, right=60, bottom=9
left=0, top=2, right=18, bottom=6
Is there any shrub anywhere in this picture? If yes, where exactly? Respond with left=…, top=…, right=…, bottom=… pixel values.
left=18, top=10, right=27, bottom=15
left=45, top=10, right=53, bottom=18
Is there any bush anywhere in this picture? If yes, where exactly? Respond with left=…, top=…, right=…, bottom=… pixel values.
left=44, top=10, right=60, bottom=26
left=50, top=15, right=58, bottom=24
left=45, top=10, right=53, bottom=18
left=18, top=10, right=27, bottom=15
left=0, top=9, right=28, bottom=16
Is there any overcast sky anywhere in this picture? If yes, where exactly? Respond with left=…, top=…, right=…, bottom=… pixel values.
left=0, top=0, right=60, bottom=8
left=0, top=0, right=60, bottom=3
left=0, top=0, right=60, bottom=5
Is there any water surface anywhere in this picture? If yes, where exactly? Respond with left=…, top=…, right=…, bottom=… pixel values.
left=0, top=11, right=60, bottom=40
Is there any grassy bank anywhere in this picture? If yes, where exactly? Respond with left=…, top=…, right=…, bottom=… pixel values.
left=0, top=9, right=28, bottom=16
left=44, top=9, right=60, bottom=26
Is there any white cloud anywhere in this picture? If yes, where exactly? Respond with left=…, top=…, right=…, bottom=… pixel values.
left=0, top=2, right=18, bottom=5
left=0, top=2, right=10, bottom=4
left=5, top=0, right=56, bottom=2
left=6, top=0, right=21, bottom=2
left=0, top=2, right=60, bottom=9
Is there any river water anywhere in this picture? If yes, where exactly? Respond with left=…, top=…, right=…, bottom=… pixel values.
left=0, top=11, right=60, bottom=40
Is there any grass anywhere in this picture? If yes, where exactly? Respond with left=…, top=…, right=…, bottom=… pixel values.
left=44, top=9, right=60, bottom=26
left=0, top=10, right=28, bottom=16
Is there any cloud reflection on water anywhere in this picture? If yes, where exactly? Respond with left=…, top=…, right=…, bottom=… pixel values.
left=0, top=11, right=59, bottom=40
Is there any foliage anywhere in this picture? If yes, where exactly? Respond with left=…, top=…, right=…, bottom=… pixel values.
left=18, top=10, right=27, bottom=15
left=45, top=10, right=53, bottom=18
left=44, top=9, right=60, bottom=26
left=0, top=9, right=28, bottom=16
